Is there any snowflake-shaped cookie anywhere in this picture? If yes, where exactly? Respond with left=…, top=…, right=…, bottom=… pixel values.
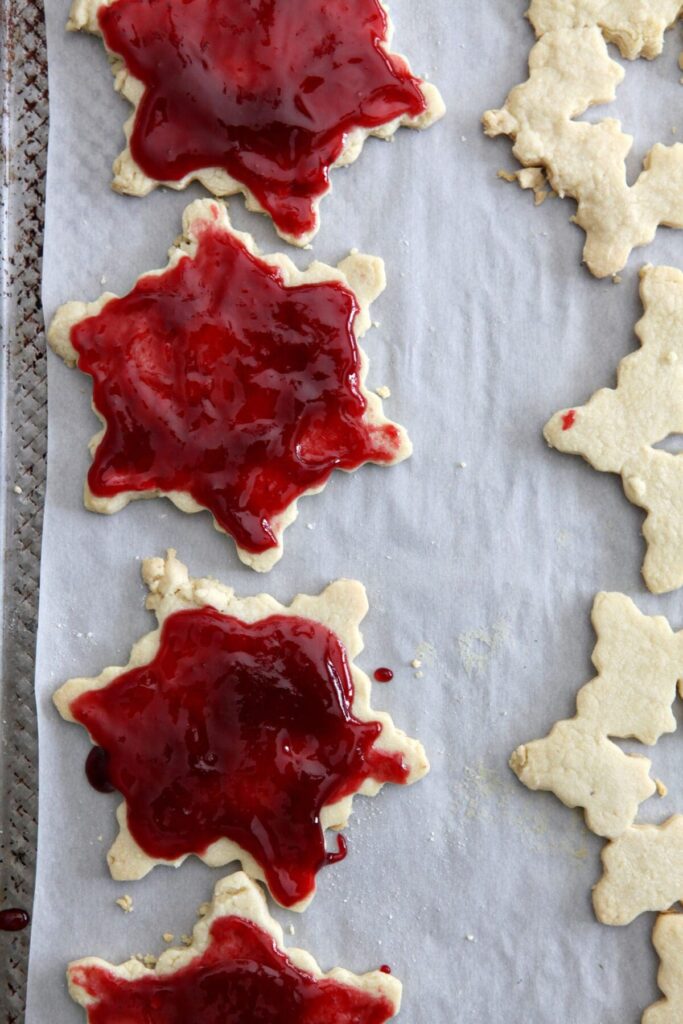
left=510, top=591, right=682, bottom=839
left=49, top=199, right=411, bottom=572
left=510, top=591, right=683, bottom=933
left=545, top=266, right=683, bottom=595
left=644, top=914, right=683, bottom=1024
left=527, top=0, right=683, bottom=59
left=67, top=0, right=444, bottom=245
left=54, top=551, right=428, bottom=911
left=483, top=13, right=683, bottom=277
left=67, top=872, right=401, bottom=1022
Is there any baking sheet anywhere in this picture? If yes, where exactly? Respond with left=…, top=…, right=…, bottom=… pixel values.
left=26, top=2, right=683, bottom=1020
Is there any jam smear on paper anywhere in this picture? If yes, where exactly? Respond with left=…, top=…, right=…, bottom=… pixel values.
left=70, top=220, right=402, bottom=555
left=0, top=909, right=30, bottom=932
left=70, top=607, right=408, bottom=907
left=71, top=916, right=395, bottom=1023
left=98, top=0, right=427, bottom=239
left=86, top=746, right=116, bottom=793
left=373, top=667, right=393, bottom=682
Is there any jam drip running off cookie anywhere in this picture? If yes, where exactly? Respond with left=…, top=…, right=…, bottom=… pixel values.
left=98, top=0, right=427, bottom=239
left=70, top=608, right=408, bottom=907
left=70, top=219, right=403, bottom=557
left=69, top=916, right=396, bottom=1023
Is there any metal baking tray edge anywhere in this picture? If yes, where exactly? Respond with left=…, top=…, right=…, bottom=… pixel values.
left=0, top=0, right=48, bottom=1018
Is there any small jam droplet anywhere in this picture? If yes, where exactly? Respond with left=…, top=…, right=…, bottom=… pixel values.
left=379, top=964, right=392, bottom=974
left=324, top=833, right=348, bottom=866
left=85, top=746, right=116, bottom=793
left=0, top=908, right=30, bottom=932
left=561, top=410, right=576, bottom=431
left=373, top=667, right=394, bottom=683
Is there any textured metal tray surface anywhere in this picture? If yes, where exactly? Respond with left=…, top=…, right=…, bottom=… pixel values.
left=0, top=0, right=48, bottom=1018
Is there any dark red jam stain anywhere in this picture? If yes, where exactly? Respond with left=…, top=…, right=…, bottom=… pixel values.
left=324, top=833, right=348, bottom=866
left=373, top=667, right=394, bottom=683
left=70, top=219, right=403, bottom=555
left=70, top=607, right=409, bottom=907
left=97, top=0, right=427, bottom=240
left=379, top=965, right=392, bottom=975
left=71, top=916, right=395, bottom=1024
left=85, top=746, right=116, bottom=794
left=562, top=410, right=577, bottom=431
left=0, top=909, right=30, bottom=932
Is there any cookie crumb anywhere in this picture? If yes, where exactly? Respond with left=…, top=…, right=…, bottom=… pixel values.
left=12, top=484, right=22, bottom=495
left=287, top=924, right=295, bottom=936
left=465, top=934, right=475, bottom=942
left=115, top=895, right=134, bottom=913
left=456, top=461, right=467, bottom=469
left=375, top=385, right=391, bottom=399
left=135, top=953, right=157, bottom=968
left=181, top=934, right=193, bottom=946
left=411, top=658, right=422, bottom=669
left=612, top=274, right=622, bottom=284
left=162, top=932, right=174, bottom=943
left=656, top=778, right=668, bottom=797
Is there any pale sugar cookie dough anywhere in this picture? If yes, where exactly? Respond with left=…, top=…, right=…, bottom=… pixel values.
left=545, top=266, right=683, bottom=595
left=48, top=199, right=411, bottom=573
left=594, top=817, right=683, bottom=924
left=53, top=551, right=429, bottom=912
left=483, top=16, right=683, bottom=276
left=510, top=592, right=683, bottom=837
left=643, top=914, right=683, bottom=1024
left=66, top=0, right=444, bottom=246
left=66, top=872, right=402, bottom=1022
left=527, top=0, right=683, bottom=59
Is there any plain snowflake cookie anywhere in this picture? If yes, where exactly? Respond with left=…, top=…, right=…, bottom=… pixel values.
left=66, top=0, right=444, bottom=245
left=545, top=266, right=683, bottom=595
left=48, top=199, right=411, bottom=572
left=67, top=872, right=401, bottom=1022
left=643, top=913, right=683, bottom=1024
left=53, top=551, right=428, bottom=911
left=510, top=592, right=683, bottom=837
left=593, top=817, right=683, bottom=924
left=527, top=1, right=683, bottom=59
left=483, top=16, right=683, bottom=276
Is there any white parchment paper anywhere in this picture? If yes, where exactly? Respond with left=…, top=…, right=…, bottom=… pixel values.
left=26, top=2, right=683, bottom=1020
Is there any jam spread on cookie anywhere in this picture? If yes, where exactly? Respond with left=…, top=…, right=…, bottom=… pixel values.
left=71, top=607, right=408, bottom=907
left=0, top=909, right=30, bottom=932
left=70, top=916, right=396, bottom=1023
left=70, top=218, right=402, bottom=556
left=561, top=410, right=576, bottom=431
left=98, top=0, right=427, bottom=239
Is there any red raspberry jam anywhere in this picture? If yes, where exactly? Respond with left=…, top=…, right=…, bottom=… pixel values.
left=70, top=217, right=403, bottom=556
left=98, top=0, right=427, bottom=239
left=0, top=909, right=30, bottom=932
left=71, top=607, right=408, bottom=907
left=70, top=915, right=396, bottom=1023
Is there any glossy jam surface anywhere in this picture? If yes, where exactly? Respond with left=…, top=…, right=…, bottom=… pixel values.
left=373, top=667, right=393, bottom=682
left=98, top=0, right=427, bottom=239
left=71, top=607, right=408, bottom=906
left=71, top=220, right=402, bottom=555
left=71, top=916, right=395, bottom=1023
left=0, top=909, right=30, bottom=932
left=85, top=746, right=116, bottom=793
